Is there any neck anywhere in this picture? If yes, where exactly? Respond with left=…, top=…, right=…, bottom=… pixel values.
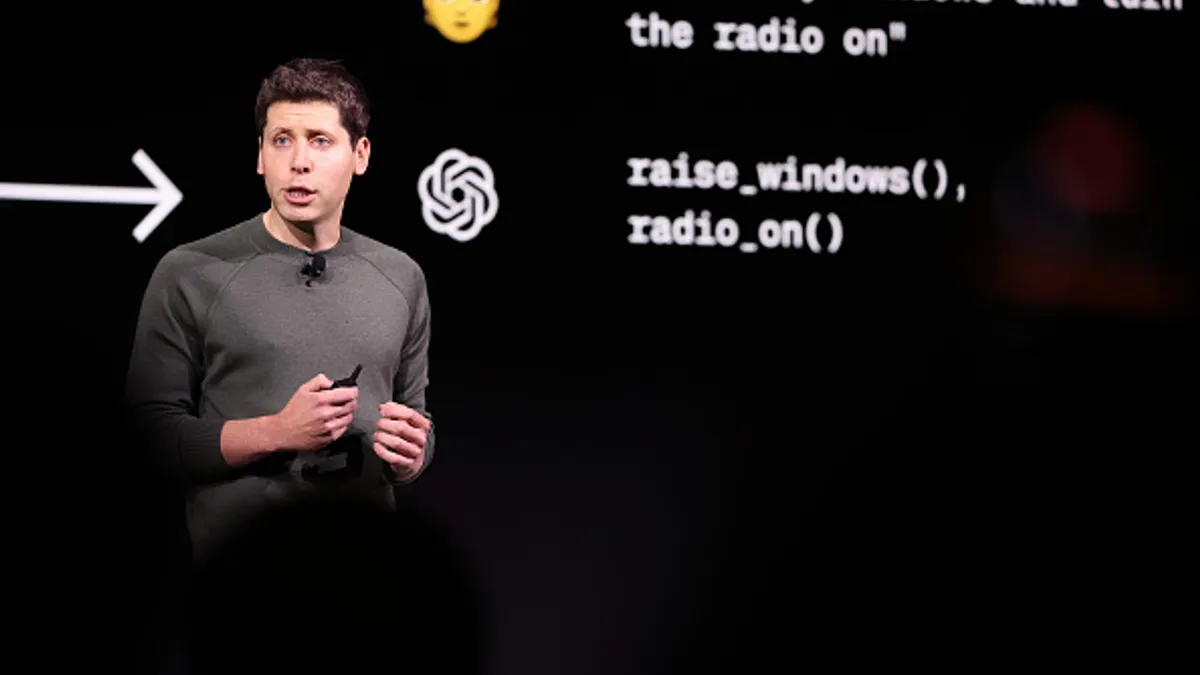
left=264, top=208, right=341, bottom=252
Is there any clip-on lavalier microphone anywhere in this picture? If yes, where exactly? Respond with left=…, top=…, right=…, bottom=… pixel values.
left=301, top=252, right=326, bottom=286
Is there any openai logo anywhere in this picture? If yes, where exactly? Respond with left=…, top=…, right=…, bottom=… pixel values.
left=417, top=148, right=498, bottom=243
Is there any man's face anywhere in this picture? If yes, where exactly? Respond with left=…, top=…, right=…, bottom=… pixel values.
left=424, top=0, right=500, bottom=43
left=257, top=100, right=369, bottom=229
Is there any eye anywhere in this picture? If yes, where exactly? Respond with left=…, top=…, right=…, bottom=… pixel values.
left=273, top=136, right=289, bottom=146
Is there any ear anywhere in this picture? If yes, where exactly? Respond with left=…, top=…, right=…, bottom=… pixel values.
left=354, top=137, right=371, bottom=176
left=257, top=136, right=264, bottom=175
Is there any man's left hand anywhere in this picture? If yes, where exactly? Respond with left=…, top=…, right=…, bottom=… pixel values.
left=374, top=402, right=431, bottom=480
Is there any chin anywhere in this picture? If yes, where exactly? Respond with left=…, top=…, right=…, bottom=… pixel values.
left=276, top=203, right=320, bottom=225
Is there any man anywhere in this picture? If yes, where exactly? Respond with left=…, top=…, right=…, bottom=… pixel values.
left=125, top=57, right=435, bottom=561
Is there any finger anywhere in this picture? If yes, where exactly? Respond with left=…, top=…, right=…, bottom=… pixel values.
left=375, top=418, right=426, bottom=447
left=379, top=401, right=411, bottom=419
left=330, top=398, right=358, bottom=415
left=373, top=430, right=421, bottom=459
left=322, top=400, right=357, bottom=420
left=374, top=429, right=420, bottom=457
left=409, top=412, right=432, bottom=431
left=380, top=402, right=431, bottom=431
left=307, top=373, right=333, bottom=391
left=325, top=407, right=354, bottom=428
left=319, top=386, right=359, bottom=405
left=374, top=442, right=416, bottom=468
left=325, top=399, right=357, bottom=415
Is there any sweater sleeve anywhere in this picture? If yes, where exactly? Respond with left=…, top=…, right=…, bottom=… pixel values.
left=385, top=264, right=434, bottom=485
left=124, top=249, right=229, bottom=486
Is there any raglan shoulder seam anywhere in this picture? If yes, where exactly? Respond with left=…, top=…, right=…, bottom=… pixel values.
left=350, top=251, right=420, bottom=314
left=197, top=252, right=265, bottom=338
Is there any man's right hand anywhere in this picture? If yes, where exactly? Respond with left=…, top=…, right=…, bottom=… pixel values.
left=268, top=373, right=359, bottom=452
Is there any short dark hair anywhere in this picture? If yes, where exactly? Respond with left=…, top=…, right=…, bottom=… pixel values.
left=254, top=57, right=370, bottom=146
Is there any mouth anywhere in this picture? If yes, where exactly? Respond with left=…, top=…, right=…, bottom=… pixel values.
left=284, top=187, right=316, bottom=205
left=453, top=20, right=469, bottom=28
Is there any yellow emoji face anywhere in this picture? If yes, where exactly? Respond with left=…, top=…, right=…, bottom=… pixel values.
left=424, top=0, right=500, bottom=44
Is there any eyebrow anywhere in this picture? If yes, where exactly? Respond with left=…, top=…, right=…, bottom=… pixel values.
left=269, top=126, right=337, bottom=139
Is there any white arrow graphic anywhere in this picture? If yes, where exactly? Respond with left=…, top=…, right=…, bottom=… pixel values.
left=0, top=149, right=182, bottom=243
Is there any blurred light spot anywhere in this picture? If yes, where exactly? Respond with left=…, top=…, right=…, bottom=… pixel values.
left=970, top=105, right=1190, bottom=318
left=1031, top=105, right=1147, bottom=215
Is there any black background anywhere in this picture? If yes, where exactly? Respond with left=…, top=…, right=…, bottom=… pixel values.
left=3, top=1, right=1194, bottom=672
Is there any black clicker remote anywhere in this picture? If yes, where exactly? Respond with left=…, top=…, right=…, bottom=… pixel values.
left=332, top=364, right=362, bottom=388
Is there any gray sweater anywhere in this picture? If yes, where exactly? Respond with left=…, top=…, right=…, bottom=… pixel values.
left=125, top=213, right=434, bottom=556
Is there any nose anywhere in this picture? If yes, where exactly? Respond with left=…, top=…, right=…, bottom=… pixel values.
left=290, top=144, right=312, bottom=174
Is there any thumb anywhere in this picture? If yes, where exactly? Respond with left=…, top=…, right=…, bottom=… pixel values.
left=307, top=373, right=333, bottom=391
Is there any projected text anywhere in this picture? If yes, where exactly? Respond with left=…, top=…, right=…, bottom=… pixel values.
left=624, top=152, right=969, bottom=254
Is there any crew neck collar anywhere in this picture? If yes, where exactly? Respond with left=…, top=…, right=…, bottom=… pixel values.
left=246, top=211, right=355, bottom=258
